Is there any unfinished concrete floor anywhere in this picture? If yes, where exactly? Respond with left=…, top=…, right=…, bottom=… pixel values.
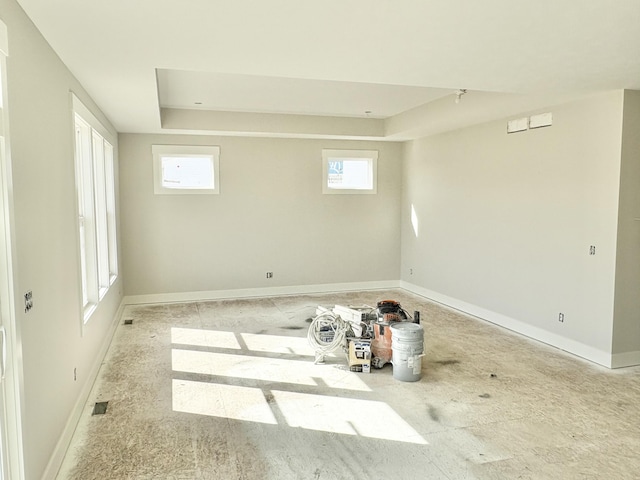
left=57, top=289, right=640, bottom=479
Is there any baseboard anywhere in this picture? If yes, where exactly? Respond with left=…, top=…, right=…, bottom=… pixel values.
left=400, top=281, right=614, bottom=368
left=41, top=296, right=126, bottom=480
left=124, top=280, right=621, bottom=368
left=611, top=350, right=640, bottom=369
left=123, top=280, right=402, bottom=305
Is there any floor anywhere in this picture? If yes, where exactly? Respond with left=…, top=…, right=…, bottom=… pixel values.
left=57, top=289, right=640, bottom=479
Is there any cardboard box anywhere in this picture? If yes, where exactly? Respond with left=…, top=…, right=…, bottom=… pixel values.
left=348, top=339, right=371, bottom=373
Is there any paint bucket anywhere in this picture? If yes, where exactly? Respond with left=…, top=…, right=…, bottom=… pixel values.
left=391, top=322, right=424, bottom=382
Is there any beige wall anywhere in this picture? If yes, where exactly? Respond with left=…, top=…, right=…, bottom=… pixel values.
left=119, top=134, right=402, bottom=297
left=612, top=90, right=640, bottom=363
left=1, top=0, right=123, bottom=478
left=401, top=92, right=625, bottom=365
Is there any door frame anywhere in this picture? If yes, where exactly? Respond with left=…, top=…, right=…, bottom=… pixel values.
left=0, top=19, right=26, bottom=480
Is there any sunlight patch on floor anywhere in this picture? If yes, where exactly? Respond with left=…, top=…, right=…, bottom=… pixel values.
left=171, top=328, right=318, bottom=357
left=172, top=379, right=277, bottom=424
left=272, top=390, right=428, bottom=445
left=170, top=326, right=427, bottom=446
left=171, top=379, right=427, bottom=445
left=241, top=333, right=316, bottom=356
left=172, top=349, right=371, bottom=391
left=171, top=327, right=241, bottom=350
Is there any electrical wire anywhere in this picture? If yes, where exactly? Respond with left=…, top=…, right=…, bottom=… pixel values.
left=307, top=311, right=351, bottom=363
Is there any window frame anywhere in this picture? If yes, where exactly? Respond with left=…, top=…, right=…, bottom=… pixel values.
left=321, top=149, right=378, bottom=195
left=74, top=114, right=97, bottom=311
left=152, top=145, right=220, bottom=195
left=72, top=94, right=118, bottom=322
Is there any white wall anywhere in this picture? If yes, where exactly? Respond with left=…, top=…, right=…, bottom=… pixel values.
left=612, top=90, right=640, bottom=365
left=119, top=134, right=402, bottom=299
left=1, top=1, right=123, bottom=478
left=401, top=92, right=625, bottom=366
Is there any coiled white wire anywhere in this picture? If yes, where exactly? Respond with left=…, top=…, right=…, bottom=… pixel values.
left=307, top=312, right=349, bottom=363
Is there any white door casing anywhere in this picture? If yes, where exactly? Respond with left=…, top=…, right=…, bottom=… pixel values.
left=0, top=19, right=26, bottom=480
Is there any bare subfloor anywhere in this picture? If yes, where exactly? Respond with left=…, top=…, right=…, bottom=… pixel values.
left=57, top=290, right=640, bottom=479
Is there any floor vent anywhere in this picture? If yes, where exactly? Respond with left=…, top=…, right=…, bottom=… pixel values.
left=92, top=401, right=109, bottom=415
left=124, top=319, right=133, bottom=325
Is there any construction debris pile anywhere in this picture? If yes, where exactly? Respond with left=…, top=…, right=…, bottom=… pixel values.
left=307, top=300, right=425, bottom=382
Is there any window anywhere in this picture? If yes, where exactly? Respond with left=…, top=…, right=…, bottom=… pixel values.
left=322, top=149, right=378, bottom=194
left=152, top=145, right=220, bottom=194
left=72, top=94, right=118, bottom=321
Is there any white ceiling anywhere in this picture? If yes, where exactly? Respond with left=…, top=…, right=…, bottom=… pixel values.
left=157, top=69, right=452, bottom=119
left=15, top=0, right=640, bottom=139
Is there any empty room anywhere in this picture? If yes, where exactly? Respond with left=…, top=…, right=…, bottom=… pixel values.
left=0, top=1, right=639, bottom=479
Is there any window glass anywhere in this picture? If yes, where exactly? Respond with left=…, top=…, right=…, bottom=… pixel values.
left=161, top=155, right=215, bottom=189
left=322, top=149, right=378, bottom=194
left=328, top=158, right=373, bottom=190
left=72, top=94, right=118, bottom=321
left=152, top=145, right=220, bottom=195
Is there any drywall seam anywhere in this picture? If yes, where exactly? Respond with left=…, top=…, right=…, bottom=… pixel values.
left=123, top=280, right=402, bottom=305
left=41, top=298, right=127, bottom=480
left=400, top=281, right=614, bottom=368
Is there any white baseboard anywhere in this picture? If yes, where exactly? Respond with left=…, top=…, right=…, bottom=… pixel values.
left=611, top=350, right=640, bottom=369
left=41, top=297, right=126, bottom=480
left=123, top=280, right=402, bottom=305
left=400, top=281, right=615, bottom=368
left=124, top=280, right=634, bottom=369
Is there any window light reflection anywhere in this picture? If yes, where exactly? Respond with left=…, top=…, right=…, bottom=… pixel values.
left=171, top=383, right=427, bottom=445
left=170, top=327, right=426, bottom=446
left=172, top=379, right=277, bottom=424
left=171, top=327, right=241, bottom=350
left=272, top=390, right=427, bottom=445
left=172, top=349, right=371, bottom=392
left=411, top=204, right=419, bottom=238
left=241, top=332, right=316, bottom=356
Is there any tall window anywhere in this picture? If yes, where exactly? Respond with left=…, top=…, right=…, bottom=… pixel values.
left=72, top=95, right=117, bottom=321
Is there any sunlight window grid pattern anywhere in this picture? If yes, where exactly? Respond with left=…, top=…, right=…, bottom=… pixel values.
left=169, top=327, right=426, bottom=445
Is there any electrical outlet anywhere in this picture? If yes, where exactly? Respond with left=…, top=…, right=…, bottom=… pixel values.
left=24, top=291, right=33, bottom=313
left=410, top=268, right=413, bottom=275
left=558, top=313, right=564, bottom=323
left=266, top=272, right=273, bottom=279
left=589, top=245, right=596, bottom=255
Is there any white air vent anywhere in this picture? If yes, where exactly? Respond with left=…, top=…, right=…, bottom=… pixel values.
left=507, top=117, right=528, bottom=134
left=529, top=112, right=553, bottom=129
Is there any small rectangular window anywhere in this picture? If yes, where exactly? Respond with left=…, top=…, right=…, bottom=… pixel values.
left=322, top=149, right=378, bottom=194
left=153, top=145, right=220, bottom=195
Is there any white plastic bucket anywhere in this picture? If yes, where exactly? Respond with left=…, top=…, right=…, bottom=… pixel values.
left=391, top=322, right=424, bottom=382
